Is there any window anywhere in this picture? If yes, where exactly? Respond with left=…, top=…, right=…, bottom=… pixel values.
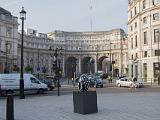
left=155, top=50, right=160, bottom=56
left=6, top=43, right=12, bottom=54
left=153, top=13, right=159, bottom=20
left=143, top=63, right=147, bottom=79
left=131, top=64, right=133, bottom=77
left=135, top=22, right=137, bottom=28
left=30, top=77, right=40, bottom=84
left=135, top=53, right=138, bottom=58
left=143, top=17, right=147, bottom=24
left=143, top=0, right=146, bottom=9
left=130, top=10, right=133, bottom=19
left=144, top=31, right=148, bottom=44
left=154, top=29, right=160, bottom=43
left=153, top=62, right=160, bottom=78
left=134, top=7, right=137, bottom=15
left=130, top=25, right=133, bottom=31
left=144, top=51, right=148, bottom=57
left=131, top=55, right=134, bottom=60
left=131, top=38, right=133, bottom=49
left=135, top=35, right=138, bottom=47
left=153, top=0, right=160, bottom=5
left=6, top=27, right=12, bottom=37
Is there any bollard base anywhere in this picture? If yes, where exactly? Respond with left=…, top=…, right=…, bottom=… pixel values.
left=73, top=91, right=98, bottom=115
left=6, top=94, right=14, bottom=120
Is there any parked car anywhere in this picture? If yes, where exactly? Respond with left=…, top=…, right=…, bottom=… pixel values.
left=94, top=71, right=108, bottom=79
left=94, top=76, right=103, bottom=88
left=116, top=78, right=143, bottom=88
left=0, top=73, right=48, bottom=96
left=87, top=75, right=103, bottom=88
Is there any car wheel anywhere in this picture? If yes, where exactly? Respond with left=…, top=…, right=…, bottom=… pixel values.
left=117, top=83, right=121, bottom=87
left=38, top=89, right=44, bottom=94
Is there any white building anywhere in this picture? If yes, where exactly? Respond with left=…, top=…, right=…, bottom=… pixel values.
left=0, top=7, right=19, bottom=73
left=128, top=0, right=160, bottom=82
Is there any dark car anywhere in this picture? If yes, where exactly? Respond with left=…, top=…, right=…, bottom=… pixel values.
left=40, top=79, right=54, bottom=90
left=93, top=76, right=103, bottom=88
left=88, top=75, right=103, bottom=88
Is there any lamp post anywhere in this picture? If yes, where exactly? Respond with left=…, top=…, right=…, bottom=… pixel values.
left=37, top=48, right=40, bottom=79
left=155, top=30, right=160, bottom=85
left=109, top=40, right=112, bottom=76
left=49, top=46, right=63, bottom=96
left=4, top=43, right=9, bottom=73
left=19, top=7, right=26, bottom=99
left=155, top=30, right=160, bottom=72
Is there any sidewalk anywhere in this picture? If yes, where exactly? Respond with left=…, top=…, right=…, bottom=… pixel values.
left=0, top=92, right=160, bottom=120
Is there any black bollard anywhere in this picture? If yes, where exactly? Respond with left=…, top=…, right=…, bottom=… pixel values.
left=6, top=94, right=14, bottom=120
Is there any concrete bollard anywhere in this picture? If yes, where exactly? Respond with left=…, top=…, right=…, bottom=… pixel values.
left=6, top=94, right=14, bottom=120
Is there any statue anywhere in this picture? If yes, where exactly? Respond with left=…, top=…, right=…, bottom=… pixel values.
left=78, top=74, right=90, bottom=92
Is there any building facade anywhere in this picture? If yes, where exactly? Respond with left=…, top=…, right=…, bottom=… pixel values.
left=19, top=29, right=128, bottom=78
left=0, top=7, right=128, bottom=79
left=128, top=0, right=160, bottom=82
left=0, top=7, right=19, bottom=73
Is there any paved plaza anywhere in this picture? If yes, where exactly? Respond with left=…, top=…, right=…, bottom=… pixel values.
left=0, top=88, right=160, bottom=120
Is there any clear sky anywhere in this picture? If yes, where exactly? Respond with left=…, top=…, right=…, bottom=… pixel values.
left=0, top=0, right=128, bottom=33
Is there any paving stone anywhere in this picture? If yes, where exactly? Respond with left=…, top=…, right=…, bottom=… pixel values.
left=0, top=92, right=160, bottom=120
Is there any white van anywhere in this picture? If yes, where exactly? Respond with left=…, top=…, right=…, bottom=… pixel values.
left=0, top=73, right=48, bottom=96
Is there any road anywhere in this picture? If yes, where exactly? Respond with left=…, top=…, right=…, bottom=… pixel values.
left=0, top=86, right=160, bottom=120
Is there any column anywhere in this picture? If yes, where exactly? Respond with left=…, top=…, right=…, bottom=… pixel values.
left=48, top=54, right=51, bottom=75
left=128, top=60, right=132, bottom=79
left=78, top=56, right=81, bottom=74
left=94, top=55, right=97, bottom=73
left=138, top=61, right=142, bottom=79
left=62, top=56, right=65, bottom=76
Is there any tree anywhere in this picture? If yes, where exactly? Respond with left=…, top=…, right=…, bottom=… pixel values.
left=42, top=66, right=47, bottom=73
left=12, top=65, right=20, bottom=73
left=25, top=64, right=33, bottom=73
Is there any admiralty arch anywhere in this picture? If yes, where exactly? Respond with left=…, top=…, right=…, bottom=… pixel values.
left=0, top=7, right=128, bottom=78
left=16, top=28, right=128, bottom=78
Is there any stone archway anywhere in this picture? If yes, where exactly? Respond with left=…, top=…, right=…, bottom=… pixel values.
left=97, top=56, right=110, bottom=73
left=65, top=57, right=77, bottom=78
left=81, top=56, right=95, bottom=74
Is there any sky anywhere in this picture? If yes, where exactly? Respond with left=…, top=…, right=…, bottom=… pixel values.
left=0, top=0, right=128, bottom=33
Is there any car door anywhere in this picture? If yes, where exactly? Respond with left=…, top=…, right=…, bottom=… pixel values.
left=120, top=78, right=125, bottom=86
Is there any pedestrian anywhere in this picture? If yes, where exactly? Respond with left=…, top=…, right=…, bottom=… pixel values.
left=108, top=75, right=112, bottom=83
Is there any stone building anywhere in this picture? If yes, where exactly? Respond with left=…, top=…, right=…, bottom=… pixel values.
left=128, top=0, right=160, bottom=82
left=0, top=7, right=128, bottom=78
left=0, top=7, right=19, bottom=73
left=20, top=29, right=128, bottom=78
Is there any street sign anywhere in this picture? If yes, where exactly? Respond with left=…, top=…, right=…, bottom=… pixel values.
left=37, top=67, right=40, bottom=71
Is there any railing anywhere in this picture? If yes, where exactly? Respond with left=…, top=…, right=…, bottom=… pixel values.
left=141, top=78, right=159, bottom=86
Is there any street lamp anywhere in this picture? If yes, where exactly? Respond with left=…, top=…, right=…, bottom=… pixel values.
left=37, top=48, right=40, bottom=79
left=19, top=7, right=26, bottom=99
left=155, top=30, right=160, bottom=85
left=155, top=30, right=160, bottom=72
left=49, top=46, right=63, bottom=96
left=109, top=40, right=112, bottom=75
left=4, top=43, right=9, bottom=73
